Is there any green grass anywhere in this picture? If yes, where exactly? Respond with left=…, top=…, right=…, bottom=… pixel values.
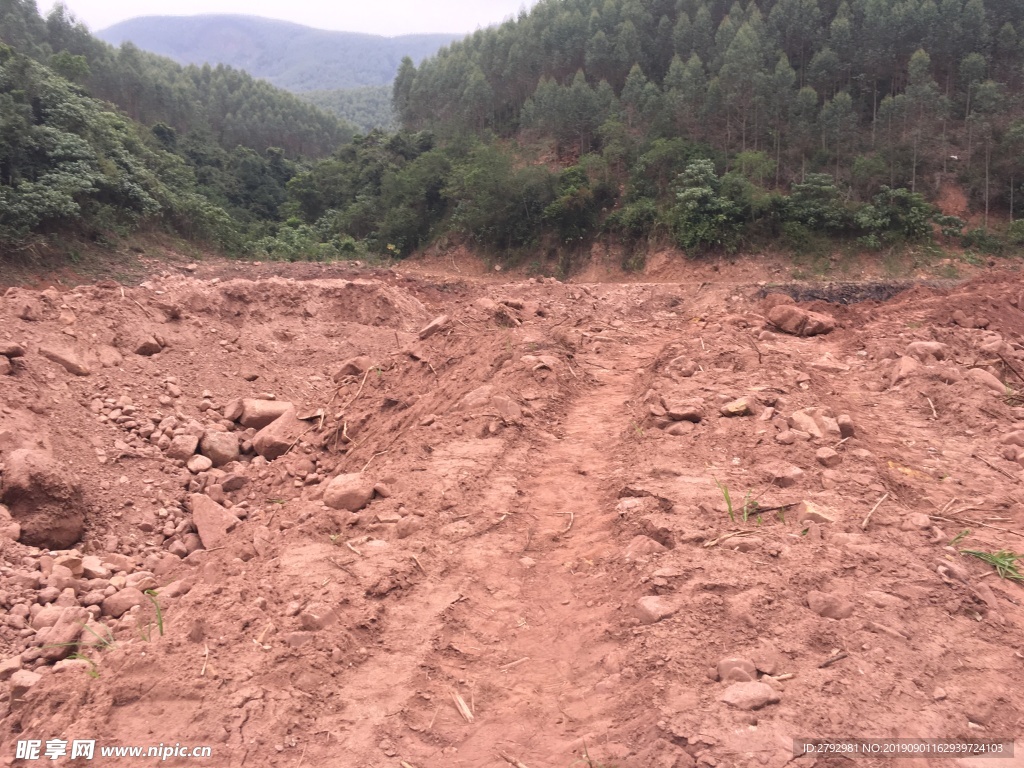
left=145, top=589, right=165, bottom=638
left=950, top=529, right=971, bottom=547
left=961, top=549, right=1024, bottom=581
left=713, top=477, right=760, bottom=523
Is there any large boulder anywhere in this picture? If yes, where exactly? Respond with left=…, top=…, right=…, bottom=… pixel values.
left=767, top=305, right=835, bottom=337
left=238, top=399, right=293, bottom=429
left=252, top=407, right=306, bottom=461
left=200, top=431, right=240, bottom=467
left=189, top=494, right=239, bottom=549
left=0, top=449, right=85, bottom=548
left=323, top=473, right=375, bottom=512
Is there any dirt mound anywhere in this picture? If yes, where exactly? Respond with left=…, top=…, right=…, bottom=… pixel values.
left=1, top=266, right=1024, bottom=767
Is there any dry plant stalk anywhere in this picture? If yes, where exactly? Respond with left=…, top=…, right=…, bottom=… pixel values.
left=451, top=690, right=474, bottom=723
left=499, top=753, right=529, bottom=768
left=861, top=492, right=889, bottom=530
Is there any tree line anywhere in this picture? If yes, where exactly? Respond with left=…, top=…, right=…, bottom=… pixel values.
left=0, top=0, right=353, bottom=253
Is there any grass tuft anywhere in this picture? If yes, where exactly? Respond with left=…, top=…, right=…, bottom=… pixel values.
left=961, top=549, right=1024, bottom=581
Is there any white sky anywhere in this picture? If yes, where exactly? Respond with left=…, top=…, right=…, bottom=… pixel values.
left=36, top=0, right=535, bottom=36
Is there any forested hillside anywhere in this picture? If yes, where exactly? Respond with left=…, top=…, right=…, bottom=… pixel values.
left=0, top=0, right=354, bottom=254
left=97, top=16, right=460, bottom=93
left=366, top=0, right=1023, bottom=260
left=302, top=85, right=397, bottom=133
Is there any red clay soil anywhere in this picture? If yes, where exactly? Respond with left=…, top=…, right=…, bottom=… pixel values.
left=1, top=262, right=1024, bottom=768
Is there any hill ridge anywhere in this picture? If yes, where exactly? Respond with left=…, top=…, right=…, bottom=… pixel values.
left=97, top=14, right=462, bottom=91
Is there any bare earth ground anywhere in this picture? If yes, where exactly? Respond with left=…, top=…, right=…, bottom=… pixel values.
left=1, top=257, right=1024, bottom=768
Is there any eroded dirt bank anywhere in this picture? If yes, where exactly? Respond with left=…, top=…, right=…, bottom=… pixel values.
left=0, top=265, right=1023, bottom=767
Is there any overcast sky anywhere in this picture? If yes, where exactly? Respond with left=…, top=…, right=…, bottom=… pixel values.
left=36, top=0, right=536, bottom=36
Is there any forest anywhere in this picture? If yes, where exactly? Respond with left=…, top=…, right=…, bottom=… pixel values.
left=0, top=0, right=353, bottom=252
left=2, top=0, right=1024, bottom=266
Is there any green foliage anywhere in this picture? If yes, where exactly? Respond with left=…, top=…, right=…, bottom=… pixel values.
left=303, top=86, right=397, bottom=133
left=961, top=549, right=1024, bottom=581
left=961, top=227, right=1006, bottom=254
left=671, top=159, right=743, bottom=254
left=1008, top=220, right=1024, bottom=245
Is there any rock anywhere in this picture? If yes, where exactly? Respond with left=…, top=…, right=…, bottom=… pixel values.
left=187, top=454, right=213, bottom=473
left=239, top=399, right=293, bottom=429
left=815, top=447, right=842, bottom=467
left=900, top=512, right=932, bottom=531
left=810, top=353, right=850, bottom=373
left=717, top=657, right=757, bottom=683
left=418, top=314, right=451, bottom=339
left=837, top=414, right=856, bottom=438
left=38, top=344, right=90, bottom=376
left=665, top=421, right=695, bottom=436
left=16, top=298, right=42, bottom=320
left=766, top=464, right=804, bottom=488
left=906, top=341, right=949, bottom=362
left=252, top=406, right=305, bottom=461
left=40, top=606, right=89, bottom=661
left=807, top=590, right=854, bottom=619
left=190, top=494, right=239, bottom=548
left=0, top=342, right=25, bottom=358
left=333, top=356, right=373, bottom=381
left=53, top=553, right=83, bottom=577
left=134, top=337, right=163, bottom=356
left=787, top=410, right=823, bottom=439
left=720, top=397, right=754, bottom=417
left=101, top=553, right=134, bottom=573
left=762, top=293, right=796, bottom=312
left=624, top=535, right=668, bottom=557
left=0, top=656, right=22, bottom=681
left=767, top=305, right=835, bottom=336
left=166, top=434, right=200, bottom=461
left=200, top=431, right=240, bottom=467
left=787, top=408, right=840, bottom=441
left=492, top=395, right=523, bottom=424
left=126, top=571, right=157, bottom=591
left=795, top=500, right=835, bottom=524
left=222, top=399, right=245, bottom=422
left=775, top=430, right=796, bottom=445
left=0, top=356, right=11, bottom=375
left=95, top=345, right=123, bottom=368
left=101, top=587, right=146, bottom=618
left=967, top=367, right=1005, bottom=394
left=9, top=669, right=41, bottom=708
left=891, top=355, right=920, bottom=386
left=1, top=449, right=85, bottom=549
left=220, top=473, right=248, bottom=492
left=396, top=515, right=422, bottom=539
left=720, top=681, right=780, bottom=710
left=668, top=356, right=697, bottom=378
left=323, top=473, right=375, bottom=512
left=81, top=556, right=110, bottom=580
left=635, top=595, right=677, bottom=624
left=666, top=402, right=703, bottom=422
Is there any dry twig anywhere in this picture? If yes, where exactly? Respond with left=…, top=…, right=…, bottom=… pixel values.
left=451, top=690, right=474, bottom=723
left=819, top=651, right=849, bottom=668
left=861, top=492, right=889, bottom=531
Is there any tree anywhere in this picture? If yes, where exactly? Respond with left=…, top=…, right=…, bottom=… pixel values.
left=903, top=49, right=945, bottom=192
left=671, top=158, right=743, bottom=253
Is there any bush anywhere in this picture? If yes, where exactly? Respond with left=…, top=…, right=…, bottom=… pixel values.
left=1007, top=220, right=1024, bottom=246
left=961, top=228, right=1006, bottom=255
left=670, top=159, right=743, bottom=255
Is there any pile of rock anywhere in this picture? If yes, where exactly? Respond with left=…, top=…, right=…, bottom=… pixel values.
left=0, top=342, right=25, bottom=376
left=0, top=545, right=191, bottom=678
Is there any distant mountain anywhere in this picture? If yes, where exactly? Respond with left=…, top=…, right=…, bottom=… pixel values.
left=97, top=15, right=460, bottom=92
